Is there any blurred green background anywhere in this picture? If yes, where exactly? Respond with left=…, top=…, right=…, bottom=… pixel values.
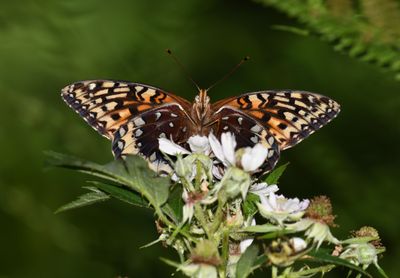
left=0, top=0, right=399, bottom=277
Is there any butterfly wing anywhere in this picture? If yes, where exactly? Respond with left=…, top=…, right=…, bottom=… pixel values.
left=62, top=80, right=193, bottom=170
left=212, top=90, right=340, bottom=150
left=61, top=80, right=191, bottom=139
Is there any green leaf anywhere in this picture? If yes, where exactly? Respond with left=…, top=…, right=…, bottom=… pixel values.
left=88, top=181, right=148, bottom=208
left=242, top=193, right=260, bottom=218
left=304, top=248, right=373, bottom=278
left=162, top=185, right=184, bottom=224
left=46, top=152, right=171, bottom=211
left=236, top=244, right=259, bottom=278
left=264, top=163, right=289, bottom=184
left=55, top=187, right=110, bottom=213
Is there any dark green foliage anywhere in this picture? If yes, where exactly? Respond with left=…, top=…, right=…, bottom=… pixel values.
left=255, top=0, right=400, bottom=80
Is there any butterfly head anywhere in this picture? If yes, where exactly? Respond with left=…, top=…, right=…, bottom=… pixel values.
left=192, top=89, right=211, bottom=129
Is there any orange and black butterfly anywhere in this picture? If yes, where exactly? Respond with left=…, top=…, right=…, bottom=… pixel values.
left=61, top=80, right=340, bottom=173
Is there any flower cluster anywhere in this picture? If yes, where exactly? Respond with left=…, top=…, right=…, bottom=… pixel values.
left=152, top=132, right=387, bottom=278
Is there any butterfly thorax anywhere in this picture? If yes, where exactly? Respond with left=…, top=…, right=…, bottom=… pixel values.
left=191, top=89, right=212, bottom=134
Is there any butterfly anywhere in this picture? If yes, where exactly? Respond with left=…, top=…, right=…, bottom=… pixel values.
left=61, top=80, right=340, bottom=173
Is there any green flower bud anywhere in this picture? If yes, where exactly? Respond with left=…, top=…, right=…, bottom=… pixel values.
left=219, top=167, right=251, bottom=200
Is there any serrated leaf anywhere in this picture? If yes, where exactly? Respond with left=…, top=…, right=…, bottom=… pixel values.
left=55, top=189, right=110, bottom=213
left=264, top=163, right=289, bottom=184
left=46, top=152, right=171, bottom=211
left=242, top=193, right=260, bottom=218
left=304, top=248, right=372, bottom=277
left=88, top=181, right=148, bottom=208
left=236, top=244, right=259, bottom=278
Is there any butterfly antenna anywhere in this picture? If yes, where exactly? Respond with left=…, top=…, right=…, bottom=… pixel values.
left=166, top=49, right=201, bottom=92
left=206, top=56, right=250, bottom=92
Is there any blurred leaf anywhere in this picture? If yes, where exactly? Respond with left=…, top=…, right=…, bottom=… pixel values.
left=55, top=187, right=110, bottom=213
left=236, top=244, right=259, bottom=278
left=88, top=181, right=148, bottom=208
left=46, top=152, right=171, bottom=211
left=303, top=248, right=373, bottom=277
left=264, top=163, right=289, bottom=184
left=242, top=193, right=260, bottom=218
left=162, top=185, right=184, bottom=224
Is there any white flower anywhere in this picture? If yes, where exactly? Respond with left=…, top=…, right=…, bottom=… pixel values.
left=188, top=135, right=211, bottom=154
left=159, top=137, right=190, bottom=156
left=249, top=182, right=279, bottom=198
left=182, top=189, right=195, bottom=223
left=287, top=219, right=339, bottom=248
left=209, top=132, right=269, bottom=173
left=257, top=192, right=309, bottom=225
left=240, top=218, right=256, bottom=253
left=159, top=135, right=210, bottom=155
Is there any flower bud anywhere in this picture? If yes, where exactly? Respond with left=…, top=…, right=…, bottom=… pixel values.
left=219, top=167, right=251, bottom=200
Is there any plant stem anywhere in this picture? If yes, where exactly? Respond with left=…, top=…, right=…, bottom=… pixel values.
left=194, top=203, right=212, bottom=239
left=210, top=200, right=225, bottom=235
left=220, top=228, right=230, bottom=276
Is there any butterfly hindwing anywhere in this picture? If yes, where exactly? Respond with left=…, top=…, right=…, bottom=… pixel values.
left=213, top=90, right=340, bottom=150
left=112, top=104, right=192, bottom=162
left=61, top=80, right=190, bottom=139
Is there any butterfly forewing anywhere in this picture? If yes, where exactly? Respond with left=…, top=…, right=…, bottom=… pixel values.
left=213, top=90, right=340, bottom=150
left=61, top=80, right=190, bottom=139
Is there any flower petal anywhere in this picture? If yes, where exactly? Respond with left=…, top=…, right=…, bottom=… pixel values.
left=241, top=143, right=269, bottom=172
left=209, top=133, right=226, bottom=164
left=158, top=137, right=190, bottom=155
left=221, top=132, right=237, bottom=165
left=188, top=135, right=210, bottom=154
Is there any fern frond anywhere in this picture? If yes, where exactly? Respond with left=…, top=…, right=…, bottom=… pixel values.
left=254, top=0, right=400, bottom=81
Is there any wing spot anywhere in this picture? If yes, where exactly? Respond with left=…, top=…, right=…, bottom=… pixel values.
left=278, top=123, right=287, bottom=130
left=223, top=126, right=229, bottom=131
left=222, top=116, right=229, bottom=120
left=159, top=133, right=166, bottom=138
left=155, top=112, right=162, bottom=120
left=134, top=117, right=145, bottom=126
left=267, top=136, right=274, bottom=146
left=250, top=125, right=262, bottom=133
left=88, top=83, right=96, bottom=90
left=111, top=113, right=121, bottom=120
left=182, top=126, right=187, bottom=132
left=137, top=142, right=142, bottom=147
left=103, top=81, right=115, bottom=88
left=169, top=122, right=174, bottom=127
left=268, top=149, right=275, bottom=158
left=117, top=141, right=124, bottom=150
left=135, top=129, right=143, bottom=137
left=171, top=113, right=178, bottom=117
left=237, top=117, right=243, bottom=125
left=251, top=136, right=258, bottom=143
left=119, top=128, right=126, bottom=137
left=150, top=152, right=157, bottom=162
